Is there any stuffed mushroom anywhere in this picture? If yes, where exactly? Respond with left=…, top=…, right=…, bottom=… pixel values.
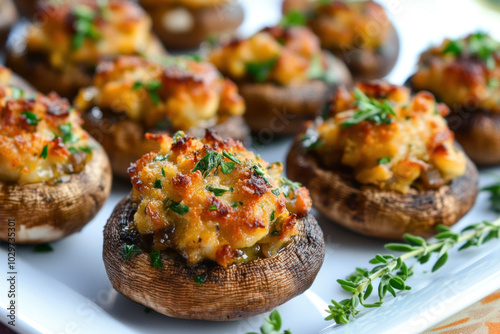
left=0, top=66, right=112, bottom=244
left=139, top=0, right=244, bottom=50
left=6, top=0, right=166, bottom=100
left=75, top=55, right=249, bottom=178
left=209, top=25, right=352, bottom=135
left=282, top=0, right=400, bottom=80
left=407, top=32, right=500, bottom=166
left=287, top=81, right=478, bottom=239
left=103, top=130, right=325, bottom=320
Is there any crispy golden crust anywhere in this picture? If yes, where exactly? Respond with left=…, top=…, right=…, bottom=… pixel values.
left=307, top=82, right=467, bottom=194
left=75, top=55, right=245, bottom=130
left=286, top=138, right=478, bottom=239
left=0, top=137, right=112, bottom=244
left=140, top=0, right=243, bottom=50
left=103, top=194, right=324, bottom=320
left=126, top=131, right=312, bottom=266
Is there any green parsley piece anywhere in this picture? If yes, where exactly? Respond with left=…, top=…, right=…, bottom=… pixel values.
left=377, top=157, right=391, bottom=165
left=22, top=111, right=40, bottom=126
left=40, top=145, right=49, bottom=159
left=149, top=250, right=163, bottom=269
left=253, top=165, right=272, bottom=185
left=272, top=188, right=280, bottom=196
left=154, top=179, right=163, bottom=189
left=133, top=80, right=163, bottom=106
left=206, top=185, right=230, bottom=197
left=194, top=273, right=207, bottom=286
left=209, top=205, right=217, bottom=210
left=123, top=244, right=141, bottom=262
left=341, top=88, right=396, bottom=129
left=164, top=199, right=190, bottom=215
left=280, top=10, right=306, bottom=27
left=247, top=57, right=279, bottom=83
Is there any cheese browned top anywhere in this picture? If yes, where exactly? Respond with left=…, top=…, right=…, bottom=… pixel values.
left=305, top=82, right=466, bottom=194
left=128, top=131, right=312, bottom=266
left=25, top=0, right=162, bottom=70
left=74, top=55, right=245, bottom=130
left=209, top=26, right=334, bottom=86
left=0, top=67, right=92, bottom=185
left=307, top=0, right=393, bottom=52
left=412, top=33, right=500, bottom=113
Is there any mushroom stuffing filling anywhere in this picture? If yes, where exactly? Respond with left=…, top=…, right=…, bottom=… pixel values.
left=0, top=67, right=92, bottom=185
left=74, top=55, right=245, bottom=131
left=411, top=32, right=500, bottom=113
left=126, top=131, right=312, bottom=267
left=209, top=26, right=337, bottom=86
left=140, top=0, right=234, bottom=8
left=304, top=82, right=467, bottom=194
left=24, top=0, right=161, bottom=71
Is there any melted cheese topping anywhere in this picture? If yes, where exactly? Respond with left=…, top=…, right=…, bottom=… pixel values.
left=0, top=67, right=92, bottom=184
left=74, top=55, right=245, bottom=130
left=128, top=131, right=312, bottom=266
left=412, top=33, right=500, bottom=113
left=140, top=0, right=234, bottom=9
left=309, top=82, right=466, bottom=194
left=308, top=0, right=392, bottom=51
left=209, top=26, right=329, bottom=86
left=25, top=0, right=162, bottom=70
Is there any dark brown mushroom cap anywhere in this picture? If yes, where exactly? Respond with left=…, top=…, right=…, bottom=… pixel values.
left=320, top=24, right=400, bottom=81
left=240, top=53, right=352, bottom=135
left=140, top=1, right=244, bottom=50
left=286, top=139, right=479, bottom=240
left=406, top=75, right=500, bottom=166
left=0, top=138, right=112, bottom=244
left=81, top=107, right=250, bottom=178
left=103, top=194, right=325, bottom=321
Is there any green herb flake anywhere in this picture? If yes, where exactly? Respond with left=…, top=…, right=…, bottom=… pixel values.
left=280, top=177, right=302, bottom=198
left=10, top=87, right=24, bottom=99
left=272, top=188, right=280, bottom=196
left=209, top=205, right=217, bottom=210
left=280, top=10, right=307, bottom=27
left=161, top=168, right=166, bottom=177
left=223, top=150, right=241, bottom=164
left=377, top=157, right=391, bottom=165
left=40, top=145, right=49, bottom=159
left=149, top=250, right=163, bottom=269
left=220, top=161, right=236, bottom=174
left=22, top=111, right=40, bottom=126
left=72, top=4, right=101, bottom=50
left=154, top=154, right=169, bottom=162
left=253, top=165, right=272, bottom=185
left=123, top=244, right=141, bottom=262
left=270, top=210, right=276, bottom=222
left=34, top=243, right=53, bottom=253
left=194, top=273, right=207, bottom=286
left=341, top=88, right=396, bottom=129
left=154, top=179, right=163, bottom=189
left=231, top=201, right=243, bottom=208
left=206, top=185, right=229, bottom=197
left=488, top=78, right=499, bottom=90
left=164, top=199, right=190, bottom=215
left=79, top=146, right=92, bottom=154
left=246, top=57, right=279, bottom=83
left=59, top=123, right=79, bottom=144
left=133, top=80, right=163, bottom=106
left=192, top=151, right=222, bottom=177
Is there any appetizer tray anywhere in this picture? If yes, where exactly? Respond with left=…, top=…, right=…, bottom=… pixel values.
left=1, top=0, right=500, bottom=333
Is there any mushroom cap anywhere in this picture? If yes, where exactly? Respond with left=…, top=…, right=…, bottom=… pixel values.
left=240, top=53, right=352, bottom=135
left=286, top=139, right=479, bottom=240
left=103, top=194, right=325, bottom=321
left=0, top=138, right=112, bottom=244
left=81, top=108, right=250, bottom=178
left=140, top=1, right=244, bottom=50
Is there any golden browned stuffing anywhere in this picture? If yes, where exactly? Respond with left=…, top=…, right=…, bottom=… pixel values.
left=307, top=0, right=393, bottom=51
left=0, top=67, right=92, bottom=184
left=209, top=26, right=335, bottom=86
left=140, top=0, right=235, bottom=9
left=75, top=55, right=245, bottom=130
left=128, top=131, right=312, bottom=266
left=25, top=0, right=162, bottom=69
left=304, top=82, right=466, bottom=193
left=412, top=32, right=500, bottom=113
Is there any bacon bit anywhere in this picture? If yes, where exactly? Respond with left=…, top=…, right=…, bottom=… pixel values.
left=428, top=130, right=453, bottom=151
left=293, top=187, right=312, bottom=217
left=241, top=172, right=271, bottom=197
left=433, top=144, right=449, bottom=156
left=171, top=135, right=193, bottom=154
left=172, top=173, right=191, bottom=188
left=281, top=214, right=297, bottom=239
left=128, top=152, right=156, bottom=191
left=49, top=137, right=70, bottom=157
left=206, top=197, right=230, bottom=216
left=246, top=218, right=266, bottom=229
left=436, top=103, right=450, bottom=117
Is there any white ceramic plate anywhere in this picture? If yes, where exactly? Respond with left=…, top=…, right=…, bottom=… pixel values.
left=1, top=0, right=500, bottom=333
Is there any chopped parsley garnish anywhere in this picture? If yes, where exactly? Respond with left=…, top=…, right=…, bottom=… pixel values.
left=34, top=243, right=53, bottom=253
left=442, top=39, right=464, bottom=56
left=209, top=205, right=217, bottom=210
left=40, top=145, right=49, bottom=159
left=341, top=88, right=396, bottom=128
left=270, top=210, right=275, bottom=221
left=173, top=131, right=184, bottom=140
left=253, top=165, right=272, bottom=185
left=307, top=53, right=337, bottom=84
left=206, top=185, right=231, bottom=197
left=161, top=167, right=166, bottom=177
left=231, top=201, right=243, bottom=208
left=280, top=177, right=302, bottom=198
left=223, top=150, right=241, bottom=163
left=164, top=199, right=190, bottom=215
left=193, top=151, right=241, bottom=177
left=133, top=80, right=162, bottom=106
left=194, top=273, right=207, bottom=286
left=272, top=188, right=281, bottom=196
left=154, top=179, right=163, bottom=189
left=220, top=161, right=236, bottom=174
left=72, top=4, right=102, bottom=50
left=301, top=127, right=321, bottom=150
left=488, top=78, right=499, bottom=90
left=154, top=154, right=169, bottom=162
left=246, top=57, right=279, bottom=83
left=10, top=87, right=24, bottom=99
left=149, top=251, right=163, bottom=269
left=22, top=111, right=40, bottom=126
left=280, top=10, right=307, bottom=27
left=443, top=32, right=500, bottom=69
left=59, top=123, right=79, bottom=144
left=79, top=146, right=92, bottom=154
left=377, top=157, right=391, bottom=164
left=123, top=244, right=141, bottom=262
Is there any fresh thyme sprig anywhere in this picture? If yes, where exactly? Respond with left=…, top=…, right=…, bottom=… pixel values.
left=325, top=218, right=500, bottom=324
left=482, top=175, right=500, bottom=213
left=340, top=89, right=396, bottom=129
left=247, top=310, right=291, bottom=334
